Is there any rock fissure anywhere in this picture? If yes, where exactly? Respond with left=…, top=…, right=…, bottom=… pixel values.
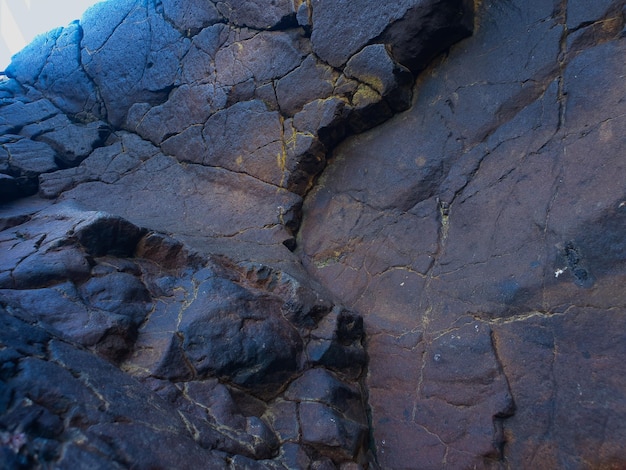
left=556, top=0, right=570, bottom=131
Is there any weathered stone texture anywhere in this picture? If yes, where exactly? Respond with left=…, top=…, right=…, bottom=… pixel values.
left=0, top=205, right=369, bottom=467
left=2, top=0, right=626, bottom=468
left=300, top=0, right=626, bottom=467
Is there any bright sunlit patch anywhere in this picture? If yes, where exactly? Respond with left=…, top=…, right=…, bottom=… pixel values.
left=0, top=0, right=103, bottom=70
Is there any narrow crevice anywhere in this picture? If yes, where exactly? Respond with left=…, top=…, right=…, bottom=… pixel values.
left=555, top=0, right=569, bottom=131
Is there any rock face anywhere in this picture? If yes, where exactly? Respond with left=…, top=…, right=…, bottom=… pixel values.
left=0, top=205, right=369, bottom=468
left=1, top=0, right=625, bottom=468
left=299, top=1, right=626, bottom=468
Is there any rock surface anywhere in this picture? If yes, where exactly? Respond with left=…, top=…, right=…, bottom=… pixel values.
left=300, top=0, right=626, bottom=467
left=1, top=0, right=625, bottom=468
left=0, top=205, right=369, bottom=468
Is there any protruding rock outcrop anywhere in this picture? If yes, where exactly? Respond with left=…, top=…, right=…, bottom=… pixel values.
left=0, top=205, right=369, bottom=467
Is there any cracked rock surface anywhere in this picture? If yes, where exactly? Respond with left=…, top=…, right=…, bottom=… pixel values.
left=1, top=0, right=625, bottom=468
left=300, top=0, right=626, bottom=467
left=0, top=205, right=368, bottom=468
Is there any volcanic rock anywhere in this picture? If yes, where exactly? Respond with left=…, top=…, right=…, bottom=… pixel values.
left=1, top=0, right=625, bottom=468
left=299, top=0, right=626, bottom=467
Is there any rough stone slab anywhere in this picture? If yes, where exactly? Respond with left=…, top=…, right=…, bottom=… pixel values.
left=310, top=0, right=472, bottom=69
left=0, top=99, right=59, bottom=129
left=4, top=139, right=58, bottom=177
left=202, top=100, right=285, bottom=186
left=276, top=55, right=337, bottom=116
left=214, top=30, right=306, bottom=87
left=37, top=120, right=109, bottom=167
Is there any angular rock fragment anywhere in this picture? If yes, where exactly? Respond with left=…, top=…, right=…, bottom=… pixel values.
left=201, top=100, right=285, bottom=186
left=276, top=55, right=337, bottom=116
left=4, top=140, right=58, bottom=177
left=178, top=277, right=303, bottom=397
left=306, top=307, right=366, bottom=379
left=36, top=120, right=110, bottom=167
left=0, top=139, right=58, bottom=200
left=285, top=368, right=369, bottom=461
left=299, top=401, right=367, bottom=461
left=344, top=44, right=413, bottom=112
